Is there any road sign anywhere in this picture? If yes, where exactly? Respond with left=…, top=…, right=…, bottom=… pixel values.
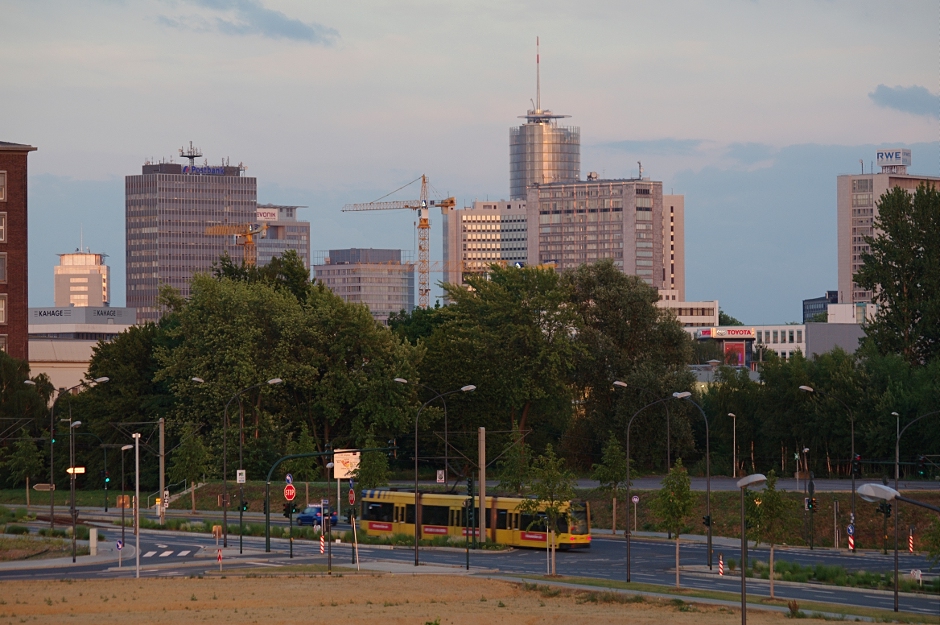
left=236, top=470, right=246, bottom=484
left=348, top=489, right=355, bottom=506
left=321, top=498, right=329, bottom=509
left=32, top=483, right=55, bottom=491
left=846, top=524, right=855, bottom=537
left=116, top=540, right=123, bottom=551
left=217, top=549, right=222, bottom=562
left=66, top=467, right=85, bottom=474
left=285, top=473, right=293, bottom=485
left=436, top=470, right=445, bottom=484
left=631, top=495, right=639, bottom=504
left=284, top=484, right=296, bottom=501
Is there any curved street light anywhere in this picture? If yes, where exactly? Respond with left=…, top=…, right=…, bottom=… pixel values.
left=614, top=380, right=674, bottom=469
left=395, top=378, right=476, bottom=566
left=673, top=391, right=713, bottom=569
left=395, top=378, right=456, bottom=488
left=737, top=473, right=766, bottom=625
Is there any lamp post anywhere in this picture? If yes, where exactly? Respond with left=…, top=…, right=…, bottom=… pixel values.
left=395, top=378, right=454, bottom=486
left=395, top=379, right=476, bottom=566
left=623, top=394, right=672, bottom=582
left=120, top=444, right=132, bottom=547
left=132, top=432, right=141, bottom=579
left=614, top=381, right=672, bottom=470
left=859, top=483, right=940, bottom=613
left=222, top=378, right=283, bottom=551
left=737, top=473, right=767, bottom=625
left=63, top=417, right=82, bottom=563
left=673, top=391, right=713, bottom=569
left=800, top=385, right=855, bottom=534
left=729, top=413, right=737, bottom=478
left=326, top=461, right=334, bottom=575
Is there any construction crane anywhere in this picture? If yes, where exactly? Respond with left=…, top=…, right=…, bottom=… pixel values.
left=204, top=223, right=269, bottom=267
left=342, top=175, right=455, bottom=308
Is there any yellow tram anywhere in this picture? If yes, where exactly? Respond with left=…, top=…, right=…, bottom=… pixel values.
left=358, top=490, right=591, bottom=549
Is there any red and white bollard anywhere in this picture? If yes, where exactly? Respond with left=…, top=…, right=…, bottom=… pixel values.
left=320, top=534, right=325, bottom=554
left=848, top=535, right=855, bottom=551
left=718, top=553, right=724, bottom=576
left=909, top=528, right=914, bottom=553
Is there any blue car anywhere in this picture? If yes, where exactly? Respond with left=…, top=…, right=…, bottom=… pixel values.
left=296, top=504, right=338, bottom=527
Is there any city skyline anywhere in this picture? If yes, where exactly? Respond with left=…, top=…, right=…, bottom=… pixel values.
left=3, top=0, right=936, bottom=323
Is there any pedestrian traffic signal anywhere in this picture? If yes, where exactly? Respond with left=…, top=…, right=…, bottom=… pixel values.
left=918, top=456, right=927, bottom=477
left=290, top=502, right=299, bottom=514
left=283, top=502, right=292, bottom=518
left=240, top=501, right=249, bottom=512
left=852, top=455, right=862, bottom=478
left=702, top=515, right=711, bottom=527
left=104, top=471, right=110, bottom=483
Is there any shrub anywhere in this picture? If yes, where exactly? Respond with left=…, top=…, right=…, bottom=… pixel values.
left=5, top=524, right=29, bottom=535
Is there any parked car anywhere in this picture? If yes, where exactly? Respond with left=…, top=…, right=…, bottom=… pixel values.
left=296, top=504, right=338, bottom=527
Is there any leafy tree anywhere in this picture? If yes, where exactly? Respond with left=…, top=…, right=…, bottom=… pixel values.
left=213, top=250, right=311, bottom=302
left=719, top=309, right=745, bottom=326
left=351, top=433, right=390, bottom=498
left=0, top=429, right=45, bottom=488
left=517, top=444, right=576, bottom=575
left=168, top=423, right=209, bottom=513
left=855, top=184, right=940, bottom=365
left=591, top=435, right=629, bottom=530
left=388, top=302, right=448, bottom=346
left=652, top=459, right=694, bottom=588
left=496, top=423, right=530, bottom=495
left=284, top=424, right=320, bottom=482
left=924, top=517, right=940, bottom=566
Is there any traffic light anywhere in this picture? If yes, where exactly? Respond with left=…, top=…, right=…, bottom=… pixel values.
left=467, top=474, right=473, bottom=496
left=852, top=455, right=862, bottom=478
left=282, top=502, right=291, bottom=518
left=886, top=503, right=892, bottom=518
left=240, top=501, right=249, bottom=512
left=702, top=515, right=711, bottom=527
left=290, top=502, right=299, bottom=514
left=104, top=471, right=110, bottom=484
left=810, top=498, right=817, bottom=511
left=918, top=456, right=927, bottom=477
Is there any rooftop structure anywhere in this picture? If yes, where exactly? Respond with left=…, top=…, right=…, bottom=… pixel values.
left=55, top=248, right=110, bottom=307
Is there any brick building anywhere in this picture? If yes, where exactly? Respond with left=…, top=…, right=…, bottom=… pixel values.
left=0, top=141, right=37, bottom=360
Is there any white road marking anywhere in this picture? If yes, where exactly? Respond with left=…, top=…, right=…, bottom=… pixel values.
left=177, top=550, right=191, bottom=557
left=159, top=550, right=173, bottom=557
left=156, top=544, right=168, bottom=548
left=142, top=551, right=157, bottom=558
left=249, top=562, right=282, bottom=567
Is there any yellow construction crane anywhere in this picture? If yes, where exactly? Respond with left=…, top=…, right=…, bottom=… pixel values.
left=204, top=223, right=269, bottom=267
left=342, top=175, right=455, bottom=309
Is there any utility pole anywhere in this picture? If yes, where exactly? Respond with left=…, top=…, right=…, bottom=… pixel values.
left=159, top=418, right=165, bottom=525
left=478, top=427, right=486, bottom=544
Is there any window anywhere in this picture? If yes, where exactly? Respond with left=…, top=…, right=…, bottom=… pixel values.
left=0, top=294, right=7, bottom=324
left=772, top=330, right=778, bottom=343
left=797, top=330, right=803, bottom=343
left=0, top=253, right=7, bottom=283
left=0, top=213, right=6, bottom=243
left=789, top=330, right=795, bottom=344
left=0, top=172, right=5, bottom=202
left=756, top=331, right=763, bottom=343
left=0, top=335, right=6, bottom=353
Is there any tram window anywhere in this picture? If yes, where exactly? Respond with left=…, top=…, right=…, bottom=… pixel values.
left=520, top=513, right=546, bottom=532
left=460, top=507, right=481, bottom=526
left=568, top=504, right=589, bottom=535
left=496, top=509, right=508, bottom=530
left=362, top=501, right=393, bottom=522
left=405, top=504, right=415, bottom=524
left=421, top=505, right=449, bottom=526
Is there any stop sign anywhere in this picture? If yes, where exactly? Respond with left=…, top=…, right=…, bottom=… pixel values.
left=348, top=488, right=355, bottom=506
left=284, top=483, right=296, bottom=501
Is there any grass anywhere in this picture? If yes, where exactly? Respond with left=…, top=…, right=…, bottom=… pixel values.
left=0, top=535, right=88, bottom=561
left=748, top=559, right=940, bottom=595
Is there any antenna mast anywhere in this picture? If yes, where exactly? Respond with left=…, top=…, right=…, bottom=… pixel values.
left=179, top=141, right=203, bottom=170
left=536, top=36, right=540, bottom=112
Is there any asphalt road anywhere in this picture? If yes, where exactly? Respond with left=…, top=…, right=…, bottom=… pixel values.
left=3, top=521, right=939, bottom=618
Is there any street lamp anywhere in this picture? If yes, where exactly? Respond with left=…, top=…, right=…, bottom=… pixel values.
left=614, top=380, right=673, bottom=469
left=728, top=413, right=737, bottom=478
left=800, top=385, right=856, bottom=535
left=395, top=379, right=476, bottom=566
left=63, top=418, right=82, bottom=563
left=120, top=444, right=132, bottom=549
left=395, top=378, right=455, bottom=487
left=673, top=391, right=713, bottom=569
left=737, top=473, right=766, bottom=625
left=223, top=377, right=283, bottom=552
left=326, top=461, right=334, bottom=575
left=132, top=432, right=141, bottom=579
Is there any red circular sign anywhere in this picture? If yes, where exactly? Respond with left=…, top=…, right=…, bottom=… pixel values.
left=284, top=484, right=296, bottom=501
left=348, top=488, right=355, bottom=506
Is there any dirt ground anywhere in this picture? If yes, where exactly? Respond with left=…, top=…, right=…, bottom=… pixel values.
left=0, top=572, right=827, bottom=625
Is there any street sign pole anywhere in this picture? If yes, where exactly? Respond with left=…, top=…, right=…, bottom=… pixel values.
left=323, top=497, right=332, bottom=575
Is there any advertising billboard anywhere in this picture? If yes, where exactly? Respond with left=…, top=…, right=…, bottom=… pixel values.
left=724, top=341, right=746, bottom=366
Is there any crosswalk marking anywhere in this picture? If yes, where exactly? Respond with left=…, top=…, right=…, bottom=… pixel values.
left=142, top=551, right=157, bottom=558
left=159, top=551, right=173, bottom=557
left=177, top=550, right=191, bottom=557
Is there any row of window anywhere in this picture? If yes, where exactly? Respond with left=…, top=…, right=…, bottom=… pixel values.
left=756, top=329, right=803, bottom=344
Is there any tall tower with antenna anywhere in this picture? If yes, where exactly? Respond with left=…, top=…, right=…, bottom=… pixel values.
left=179, top=141, right=203, bottom=171
left=509, top=37, right=580, bottom=199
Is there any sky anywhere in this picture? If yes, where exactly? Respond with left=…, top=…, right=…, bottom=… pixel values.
left=2, top=0, right=937, bottom=323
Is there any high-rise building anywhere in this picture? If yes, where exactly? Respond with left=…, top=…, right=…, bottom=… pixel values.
left=509, top=42, right=579, bottom=199
left=802, top=291, right=838, bottom=323
left=54, top=249, right=109, bottom=307
left=125, top=147, right=256, bottom=323
left=441, top=200, right=528, bottom=287
left=526, top=177, right=683, bottom=289
left=837, top=149, right=940, bottom=304
left=255, top=203, right=311, bottom=270
left=313, top=248, right=414, bottom=324
left=0, top=141, right=36, bottom=359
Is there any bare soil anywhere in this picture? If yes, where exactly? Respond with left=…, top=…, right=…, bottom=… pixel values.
left=0, top=573, right=818, bottom=624
left=0, top=536, right=84, bottom=561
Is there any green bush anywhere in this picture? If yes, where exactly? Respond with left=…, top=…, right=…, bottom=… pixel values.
left=5, top=524, right=29, bottom=535
left=38, top=528, right=67, bottom=538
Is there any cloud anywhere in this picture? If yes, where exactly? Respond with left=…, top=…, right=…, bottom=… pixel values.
left=160, top=0, right=338, bottom=45
left=868, top=84, right=937, bottom=118
left=599, top=138, right=703, bottom=156
left=724, top=142, right=777, bottom=164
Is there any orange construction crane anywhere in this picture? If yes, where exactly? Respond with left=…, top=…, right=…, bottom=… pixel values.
left=342, top=175, right=455, bottom=308
left=204, top=223, right=269, bottom=267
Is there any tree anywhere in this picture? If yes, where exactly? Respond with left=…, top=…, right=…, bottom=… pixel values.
left=0, top=430, right=45, bottom=488
left=591, top=435, right=629, bottom=532
left=284, top=424, right=320, bottom=482
left=747, top=470, right=789, bottom=599
left=496, top=423, right=530, bottom=495
left=719, top=309, right=745, bottom=326
left=351, top=433, right=390, bottom=497
left=652, top=459, right=694, bottom=588
left=168, top=423, right=209, bottom=513
left=517, top=444, right=576, bottom=575
left=924, top=517, right=940, bottom=566
left=855, top=184, right=940, bottom=365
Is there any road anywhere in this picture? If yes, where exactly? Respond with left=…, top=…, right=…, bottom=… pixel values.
left=3, top=519, right=939, bottom=618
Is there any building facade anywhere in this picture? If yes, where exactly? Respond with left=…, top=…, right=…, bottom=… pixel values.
left=125, top=156, right=256, bottom=323
left=657, top=291, right=718, bottom=327
left=313, top=248, right=414, bottom=324
left=0, top=141, right=36, bottom=360
left=837, top=149, right=940, bottom=304
left=526, top=178, right=682, bottom=289
left=256, top=204, right=311, bottom=269
left=509, top=108, right=579, bottom=199
left=54, top=249, right=110, bottom=307
left=441, top=200, right=528, bottom=287
left=802, top=290, right=838, bottom=323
